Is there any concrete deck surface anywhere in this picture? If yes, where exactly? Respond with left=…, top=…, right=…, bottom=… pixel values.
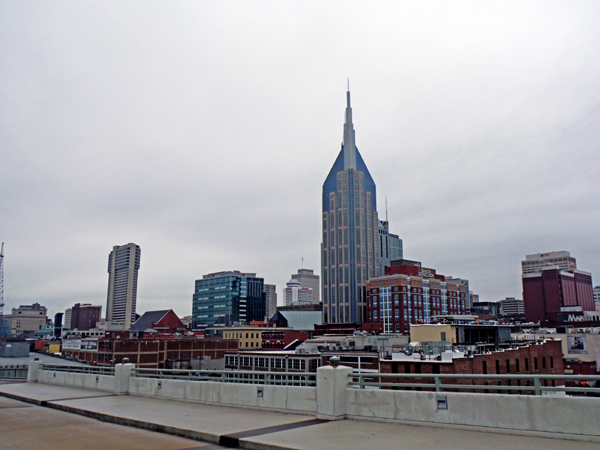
left=1, top=381, right=599, bottom=450
left=0, top=395, right=219, bottom=450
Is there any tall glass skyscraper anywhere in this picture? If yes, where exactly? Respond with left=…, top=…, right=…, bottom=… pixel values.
left=322, top=90, right=387, bottom=324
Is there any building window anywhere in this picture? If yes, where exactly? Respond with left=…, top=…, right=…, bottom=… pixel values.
left=550, top=356, right=554, bottom=369
left=542, top=357, right=546, bottom=370
left=273, top=359, right=284, bottom=369
left=525, top=358, right=529, bottom=371
left=534, top=357, right=538, bottom=371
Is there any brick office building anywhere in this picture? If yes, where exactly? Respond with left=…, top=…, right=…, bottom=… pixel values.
left=522, top=268, right=594, bottom=323
left=379, top=340, right=564, bottom=394
left=62, top=336, right=238, bottom=368
left=68, top=303, right=102, bottom=331
left=366, top=260, right=468, bottom=334
left=261, top=330, right=311, bottom=350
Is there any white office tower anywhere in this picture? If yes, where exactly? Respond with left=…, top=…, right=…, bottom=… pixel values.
left=285, top=279, right=312, bottom=306
left=291, top=268, right=320, bottom=304
left=106, top=243, right=141, bottom=329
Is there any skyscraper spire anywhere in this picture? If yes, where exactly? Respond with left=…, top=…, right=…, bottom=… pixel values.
left=343, top=84, right=357, bottom=170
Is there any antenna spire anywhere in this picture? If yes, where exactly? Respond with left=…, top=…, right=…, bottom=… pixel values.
left=385, top=196, right=388, bottom=222
left=343, top=81, right=356, bottom=170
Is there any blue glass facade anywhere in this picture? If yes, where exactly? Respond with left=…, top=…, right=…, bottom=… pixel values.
left=192, top=271, right=265, bottom=330
left=321, top=91, right=381, bottom=324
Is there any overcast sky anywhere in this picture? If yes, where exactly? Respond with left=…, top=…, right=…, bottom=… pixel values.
left=1, top=1, right=599, bottom=319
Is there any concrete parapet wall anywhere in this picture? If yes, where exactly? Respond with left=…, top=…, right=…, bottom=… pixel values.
left=29, top=363, right=600, bottom=438
left=128, top=377, right=317, bottom=414
left=346, top=388, right=600, bottom=437
left=38, top=370, right=115, bottom=392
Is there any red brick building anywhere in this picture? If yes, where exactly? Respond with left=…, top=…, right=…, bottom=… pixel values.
left=62, top=336, right=238, bottom=368
left=379, top=340, right=564, bottom=393
left=261, top=330, right=310, bottom=350
left=522, top=268, right=594, bottom=323
left=366, top=263, right=467, bottom=334
left=70, top=303, right=102, bottom=331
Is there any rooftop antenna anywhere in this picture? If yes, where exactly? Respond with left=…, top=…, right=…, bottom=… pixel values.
left=385, top=195, right=388, bottom=223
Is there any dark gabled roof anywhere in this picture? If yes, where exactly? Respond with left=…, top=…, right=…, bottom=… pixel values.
left=129, top=310, right=170, bottom=331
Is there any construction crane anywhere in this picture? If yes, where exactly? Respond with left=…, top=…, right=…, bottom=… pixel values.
left=0, top=242, right=8, bottom=338
left=0, top=242, right=4, bottom=318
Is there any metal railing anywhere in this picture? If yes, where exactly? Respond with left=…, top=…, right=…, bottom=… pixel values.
left=40, top=364, right=115, bottom=375
left=349, top=372, right=600, bottom=396
left=0, top=364, right=28, bottom=380
left=133, top=368, right=316, bottom=386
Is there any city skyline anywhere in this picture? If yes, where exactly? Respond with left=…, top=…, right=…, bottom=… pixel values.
left=1, top=2, right=600, bottom=319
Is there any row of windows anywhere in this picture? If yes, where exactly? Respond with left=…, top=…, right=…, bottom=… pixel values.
left=370, top=297, right=465, bottom=310
left=482, top=356, right=554, bottom=374
left=225, top=356, right=313, bottom=371
left=224, top=332, right=261, bottom=339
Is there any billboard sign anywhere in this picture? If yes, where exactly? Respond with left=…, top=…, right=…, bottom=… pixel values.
left=567, top=335, right=588, bottom=354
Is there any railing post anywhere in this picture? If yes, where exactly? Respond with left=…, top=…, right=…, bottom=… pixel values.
left=316, top=365, right=352, bottom=420
left=27, top=360, right=42, bottom=383
left=114, top=363, right=135, bottom=394
left=435, top=375, right=442, bottom=393
left=533, top=377, right=542, bottom=396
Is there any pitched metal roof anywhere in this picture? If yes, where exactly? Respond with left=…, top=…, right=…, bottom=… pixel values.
left=129, top=310, right=170, bottom=331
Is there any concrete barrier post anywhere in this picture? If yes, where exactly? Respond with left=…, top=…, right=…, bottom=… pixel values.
left=27, top=360, right=42, bottom=383
left=316, top=365, right=352, bottom=420
left=114, top=363, right=135, bottom=394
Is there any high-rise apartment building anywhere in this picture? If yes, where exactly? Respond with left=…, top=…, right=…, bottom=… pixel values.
left=106, top=243, right=141, bottom=329
left=290, top=269, right=320, bottom=304
left=521, top=251, right=576, bottom=275
left=321, top=90, right=400, bottom=324
left=264, top=284, right=277, bottom=319
left=192, top=271, right=266, bottom=330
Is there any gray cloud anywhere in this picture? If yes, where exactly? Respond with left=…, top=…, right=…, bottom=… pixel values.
left=1, top=1, right=599, bottom=318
